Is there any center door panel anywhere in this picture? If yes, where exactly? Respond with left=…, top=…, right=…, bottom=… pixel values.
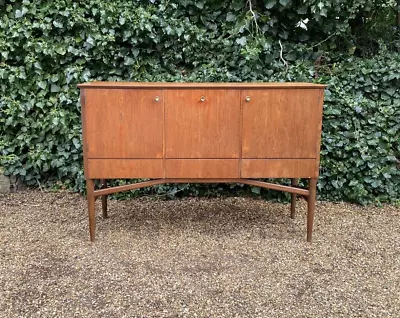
left=164, top=89, right=240, bottom=178
left=165, top=89, right=241, bottom=159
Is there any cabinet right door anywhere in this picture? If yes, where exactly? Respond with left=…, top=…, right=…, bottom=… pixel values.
left=242, top=89, right=324, bottom=158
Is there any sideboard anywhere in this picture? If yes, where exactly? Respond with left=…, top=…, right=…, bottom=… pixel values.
left=78, top=82, right=327, bottom=242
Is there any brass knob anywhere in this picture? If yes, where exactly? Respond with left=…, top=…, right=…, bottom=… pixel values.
left=245, top=96, right=251, bottom=102
left=155, top=96, right=160, bottom=102
left=200, top=96, right=205, bottom=102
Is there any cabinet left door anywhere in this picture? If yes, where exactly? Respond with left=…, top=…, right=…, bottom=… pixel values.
left=83, top=88, right=164, bottom=158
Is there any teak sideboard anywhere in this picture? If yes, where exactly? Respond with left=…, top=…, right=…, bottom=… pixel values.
left=78, top=82, right=327, bottom=242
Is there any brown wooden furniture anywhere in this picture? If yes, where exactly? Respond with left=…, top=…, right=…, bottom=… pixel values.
left=78, top=82, right=327, bottom=242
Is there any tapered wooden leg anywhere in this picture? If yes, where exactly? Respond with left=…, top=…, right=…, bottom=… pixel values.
left=307, top=178, right=317, bottom=242
left=290, top=178, right=298, bottom=219
left=101, top=179, right=108, bottom=219
left=86, top=178, right=96, bottom=242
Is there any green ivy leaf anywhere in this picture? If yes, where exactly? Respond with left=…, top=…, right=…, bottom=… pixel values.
left=265, top=0, right=276, bottom=9
left=236, top=36, right=247, bottom=46
left=55, top=46, right=66, bottom=55
left=279, top=30, right=288, bottom=39
left=15, top=10, right=23, bottom=18
left=279, top=0, right=290, bottom=7
left=297, top=6, right=307, bottom=14
left=15, top=7, right=28, bottom=18
left=53, top=21, right=63, bottom=28
left=165, top=25, right=172, bottom=35
left=226, top=12, right=236, bottom=22
left=231, top=0, right=243, bottom=10
left=124, top=57, right=135, bottom=66
left=195, top=1, right=205, bottom=9
left=72, top=138, right=80, bottom=149
left=38, top=81, right=47, bottom=89
left=51, top=75, right=59, bottom=83
left=50, top=84, right=60, bottom=92
left=386, top=87, right=396, bottom=96
left=251, top=186, right=261, bottom=195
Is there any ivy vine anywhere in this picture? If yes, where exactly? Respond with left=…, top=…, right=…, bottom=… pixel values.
left=0, top=0, right=399, bottom=204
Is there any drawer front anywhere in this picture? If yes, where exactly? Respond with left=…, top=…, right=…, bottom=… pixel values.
left=165, top=89, right=241, bottom=158
left=87, top=159, right=163, bottom=178
left=165, top=159, right=239, bottom=178
left=241, top=159, right=317, bottom=178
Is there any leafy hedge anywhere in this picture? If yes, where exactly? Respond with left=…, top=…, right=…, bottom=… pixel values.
left=0, top=0, right=399, bottom=204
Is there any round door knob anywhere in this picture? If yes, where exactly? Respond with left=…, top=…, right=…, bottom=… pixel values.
left=245, top=96, right=251, bottom=102
left=155, top=96, right=160, bottom=102
left=200, top=96, right=205, bottom=102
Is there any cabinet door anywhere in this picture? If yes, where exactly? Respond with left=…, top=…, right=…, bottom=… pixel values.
left=84, top=89, right=163, bottom=158
left=242, top=89, right=323, bottom=158
left=165, top=89, right=240, bottom=158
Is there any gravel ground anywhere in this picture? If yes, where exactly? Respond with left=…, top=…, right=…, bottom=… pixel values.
left=0, top=190, right=399, bottom=318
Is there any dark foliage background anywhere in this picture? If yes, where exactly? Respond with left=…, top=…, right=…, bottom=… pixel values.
left=0, top=0, right=399, bottom=204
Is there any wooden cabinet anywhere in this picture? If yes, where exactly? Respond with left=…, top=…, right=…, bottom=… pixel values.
left=79, top=82, right=327, bottom=242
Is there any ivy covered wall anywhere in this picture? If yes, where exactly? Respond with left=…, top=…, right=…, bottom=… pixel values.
left=0, top=0, right=399, bottom=204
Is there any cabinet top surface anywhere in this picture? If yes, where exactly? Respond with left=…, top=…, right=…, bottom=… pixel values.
left=78, top=81, right=327, bottom=89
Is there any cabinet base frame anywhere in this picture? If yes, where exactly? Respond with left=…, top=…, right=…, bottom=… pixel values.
left=86, top=178, right=317, bottom=243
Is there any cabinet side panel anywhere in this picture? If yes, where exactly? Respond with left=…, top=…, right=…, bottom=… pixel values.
left=85, top=89, right=164, bottom=158
left=80, top=88, right=89, bottom=178
left=314, top=89, right=325, bottom=177
left=242, top=89, right=323, bottom=158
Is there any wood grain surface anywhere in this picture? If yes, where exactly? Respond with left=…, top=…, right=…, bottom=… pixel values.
left=78, top=82, right=327, bottom=89
left=87, top=159, right=163, bottom=178
left=165, top=159, right=239, bottom=178
left=84, top=89, right=163, bottom=158
left=241, top=159, right=317, bottom=178
left=242, top=89, right=323, bottom=159
left=80, top=83, right=326, bottom=241
left=165, top=89, right=240, bottom=158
